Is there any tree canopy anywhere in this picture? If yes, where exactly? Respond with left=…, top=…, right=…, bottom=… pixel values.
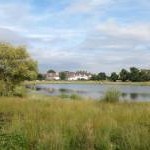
left=110, top=72, right=118, bottom=82
left=119, top=69, right=129, bottom=82
left=47, top=69, right=56, bottom=73
left=0, top=43, right=38, bottom=96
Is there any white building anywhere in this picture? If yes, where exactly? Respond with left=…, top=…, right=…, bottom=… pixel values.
left=68, top=72, right=91, bottom=80
left=46, top=72, right=60, bottom=80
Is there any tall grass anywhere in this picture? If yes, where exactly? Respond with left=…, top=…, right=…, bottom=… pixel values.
left=0, top=96, right=149, bottom=149
left=102, top=89, right=121, bottom=103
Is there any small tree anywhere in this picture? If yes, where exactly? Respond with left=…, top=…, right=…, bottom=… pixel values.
left=37, top=73, right=45, bottom=80
left=90, top=74, right=98, bottom=80
left=119, top=69, right=129, bottom=82
left=47, top=69, right=56, bottom=73
left=129, top=67, right=140, bottom=82
left=59, top=72, right=67, bottom=80
left=0, top=43, right=37, bottom=96
left=97, top=72, right=106, bottom=80
left=110, top=72, right=118, bottom=82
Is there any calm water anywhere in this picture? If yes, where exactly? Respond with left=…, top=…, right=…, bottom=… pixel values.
left=30, top=83, right=150, bottom=101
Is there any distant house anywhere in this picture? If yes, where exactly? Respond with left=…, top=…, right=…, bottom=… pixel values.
left=67, top=71, right=92, bottom=80
left=46, top=72, right=60, bottom=80
left=45, top=70, right=92, bottom=81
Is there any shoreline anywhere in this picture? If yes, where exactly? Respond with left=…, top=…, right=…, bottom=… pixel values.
left=24, top=80, right=150, bottom=86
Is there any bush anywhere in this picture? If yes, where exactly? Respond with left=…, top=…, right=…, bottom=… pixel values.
left=0, top=80, right=6, bottom=96
left=0, top=80, right=13, bottom=96
left=13, top=86, right=27, bottom=97
left=59, top=94, right=70, bottom=99
left=70, top=94, right=81, bottom=100
left=102, top=89, right=120, bottom=103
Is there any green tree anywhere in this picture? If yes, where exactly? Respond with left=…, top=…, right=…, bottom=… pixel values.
left=47, top=69, right=56, bottom=73
left=129, top=67, right=140, bottom=82
left=0, top=43, right=37, bottom=96
left=119, top=69, right=129, bottom=82
left=90, top=74, right=98, bottom=80
left=59, top=72, right=67, bottom=80
left=110, top=72, right=118, bottom=82
left=97, top=72, right=107, bottom=80
left=139, top=70, right=150, bottom=81
left=37, top=73, right=45, bottom=80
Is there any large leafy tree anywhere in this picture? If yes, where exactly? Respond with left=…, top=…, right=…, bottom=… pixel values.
left=0, top=43, right=38, bottom=95
left=97, top=72, right=107, bottom=80
left=110, top=72, right=118, bottom=82
left=119, top=69, right=129, bottom=82
left=129, top=67, right=140, bottom=82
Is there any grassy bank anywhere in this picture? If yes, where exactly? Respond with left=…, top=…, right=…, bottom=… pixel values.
left=24, top=80, right=150, bottom=86
left=0, top=95, right=150, bottom=150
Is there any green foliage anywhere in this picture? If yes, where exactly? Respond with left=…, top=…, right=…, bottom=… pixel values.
left=97, top=72, right=107, bottom=80
left=47, top=69, right=56, bottom=73
left=110, top=72, right=118, bottom=82
left=70, top=94, right=81, bottom=100
left=59, top=94, right=70, bottom=99
left=90, top=67, right=150, bottom=82
left=90, top=74, right=99, bottom=80
left=91, top=73, right=107, bottom=81
left=119, top=69, right=129, bottom=82
left=59, top=72, right=67, bottom=80
left=0, top=97, right=149, bottom=150
left=13, top=86, right=27, bottom=97
left=102, top=89, right=120, bottom=103
left=0, top=43, right=38, bottom=96
left=37, top=73, right=45, bottom=80
left=59, top=94, right=81, bottom=100
left=0, top=132, right=28, bottom=150
left=129, top=67, right=140, bottom=82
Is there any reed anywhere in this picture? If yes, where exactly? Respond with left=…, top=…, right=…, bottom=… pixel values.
left=0, top=96, right=149, bottom=150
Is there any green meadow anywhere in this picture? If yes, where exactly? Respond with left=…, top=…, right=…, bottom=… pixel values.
left=0, top=95, right=150, bottom=150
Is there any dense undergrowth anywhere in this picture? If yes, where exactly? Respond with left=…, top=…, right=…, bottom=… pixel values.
left=0, top=95, right=149, bottom=150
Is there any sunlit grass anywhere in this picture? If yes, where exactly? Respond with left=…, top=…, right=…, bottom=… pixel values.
left=0, top=96, right=150, bottom=149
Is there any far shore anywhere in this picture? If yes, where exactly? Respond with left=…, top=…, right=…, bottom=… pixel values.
left=24, top=80, right=150, bottom=86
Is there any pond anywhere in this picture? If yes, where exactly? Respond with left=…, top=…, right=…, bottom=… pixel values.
left=28, top=83, right=150, bottom=101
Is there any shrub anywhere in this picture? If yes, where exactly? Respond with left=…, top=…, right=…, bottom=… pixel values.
left=13, top=86, right=27, bottom=97
left=102, top=89, right=120, bottom=103
left=70, top=94, right=81, bottom=100
left=0, top=80, right=13, bottom=96
left=59, top=94, right=70, bottom=99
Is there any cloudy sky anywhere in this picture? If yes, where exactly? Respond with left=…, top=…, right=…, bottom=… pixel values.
left=0, top=0, right=150, bottom=73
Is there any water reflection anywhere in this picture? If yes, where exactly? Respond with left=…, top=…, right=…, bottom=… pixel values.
left=130, top=93, right=138, bottom=100
left=27, top=84, right=150, bottom=101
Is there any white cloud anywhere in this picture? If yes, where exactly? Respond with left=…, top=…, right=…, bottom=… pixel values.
left=97, top=21, right=150, bottom=42
left=64, top=0, right=114, bottom=14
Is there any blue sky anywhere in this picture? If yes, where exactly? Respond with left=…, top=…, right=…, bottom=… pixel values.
left=0, top=0, right=150, bottom=73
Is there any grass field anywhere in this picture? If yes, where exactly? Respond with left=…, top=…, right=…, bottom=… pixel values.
left=0, top=95, right=150, bottom=150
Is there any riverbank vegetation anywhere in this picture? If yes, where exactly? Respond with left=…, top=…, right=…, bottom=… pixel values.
left=91, top=67, right=150, bottom=82
left=42, top=67, right=150, bottom=83
left=0, top=95, right=149, bottom=149
left=24, top=80, right=150, bottom=86
left=1, top=43, right=150, bottom=149
left=0, top=43, right=37, bottom=96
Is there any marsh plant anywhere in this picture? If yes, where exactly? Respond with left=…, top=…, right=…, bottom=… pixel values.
left=0, top=97, right=149, bottom=150
left=102, top=88, right=121, bottom=103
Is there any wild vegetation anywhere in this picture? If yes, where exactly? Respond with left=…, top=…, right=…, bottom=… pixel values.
left=42, top=67, right=150, bottom=82
left=91, top=67, right=150, bottom=82
left=0, top=43, right=150, bottom=149
left=0, top=95, right=149, bottom=150
left=0, top=43, right=37, bottom=96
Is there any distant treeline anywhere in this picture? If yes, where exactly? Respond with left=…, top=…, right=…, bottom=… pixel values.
left=91, top=67, right=150, bottom=82
left=37, top=67, right=150, bottom=82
